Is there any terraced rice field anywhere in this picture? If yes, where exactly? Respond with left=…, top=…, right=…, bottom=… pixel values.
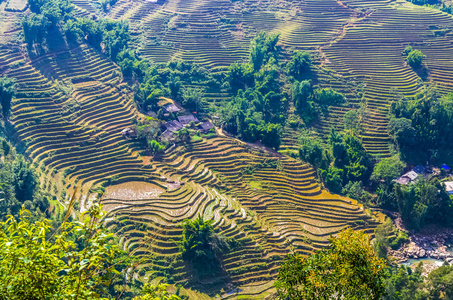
left=2, top=0, right=450, bottom=295
left=102, top=136, right=383, bottom=295
left=95, top=0, right=453, bottom=155
left=0, top=44, right=157, bottom=203
left=0, top=31, right=382, bottom=294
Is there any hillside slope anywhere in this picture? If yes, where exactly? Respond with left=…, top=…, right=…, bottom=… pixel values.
left=0, top=39, right=382, bottom=295
left=91, top=0, right=453, bottom=156
left=3, top=0, right=451, bottom=296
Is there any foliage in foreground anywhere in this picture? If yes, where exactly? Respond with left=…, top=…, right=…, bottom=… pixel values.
left=0, top=204, right=129, bottom=299
left=275, top=228, right=387, bottom=300
left=133, top=284, right=182, bottom=300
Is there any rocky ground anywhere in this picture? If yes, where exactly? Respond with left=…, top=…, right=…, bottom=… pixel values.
left=390, top=227, right=453, bottom=267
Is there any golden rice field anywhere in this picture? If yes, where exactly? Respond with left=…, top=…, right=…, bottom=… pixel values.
left=2, top=0, right=453, bottom=296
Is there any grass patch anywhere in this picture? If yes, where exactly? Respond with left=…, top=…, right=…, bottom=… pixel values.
left=191, top=135, right=203, bottom=142
left=249, top=180, right=262, bottom=190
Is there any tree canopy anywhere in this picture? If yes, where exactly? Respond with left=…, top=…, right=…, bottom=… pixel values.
left=389, top=90, right=453, bottom=163
left=0, top=76, right=15, bottom=118
left=275, top=228, right=387, bottom=300
left=372, top=156, right=405, bottom=183
left=0, top=204, right=129, bottom=299
left=179, top=215, right=237, bottom=277
left=286, top=51, right=312, bottom=78
left=395, top=177, right=452, bottom=230
left=406, top=49, right=426, bottom=69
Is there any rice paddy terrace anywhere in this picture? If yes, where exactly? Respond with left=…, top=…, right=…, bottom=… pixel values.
left=94, top=0, right=453, bottom=156
left=101, top=135, right=383, bottom=296
left=1, top=0, right=452, bottom=297
left=0, top=32, right=382, bottom=298
left=0, top=44, right=157, bottom=203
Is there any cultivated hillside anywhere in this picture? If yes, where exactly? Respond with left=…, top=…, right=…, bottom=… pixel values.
left=2, top=0, right=452, bottom=297
left=87, top=0, right=453, bottom=156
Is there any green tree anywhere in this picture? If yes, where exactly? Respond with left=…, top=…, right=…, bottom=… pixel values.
left=343, top=109, right=360, bottom=134
left=22, top=13, right=49, bottom=47
left=179, top=215, right=218, bottom=274
left=314, top=88, right=345, bottom=106
left=383, top=264, right=425, bottom=300
left=372, top=156, right=405, bottom=183
left=395, top=177, right=452, bottom=230
left=116, top=49, right=149, bottom=79
left=389, top=90, right=453, bottom=163
left=167, top=74, right=181, bottom=100
left=404, top=45, right=413, bottom=56
left=0, top=76, right=15, bottom=118
left=134, top=283, right=182, bottom=300
left=63, top=18, right=84, bottom=42
left=275, top=228, right=387, bottom=300
left=286, top=51, right=312, bottom=77
left=182, top=87, right=204, bottom=113
left=0, top=204, right=128, bottom=299
left=373, top=219, right=393, bottom=260
left=292, top=80, right=312, bottom=114
left=298, top=134, right=330, bottom=170
left=227, top=62, right=254, bottom=92
left=176, top=128, right=190, bottom=143
left=407, top=49, right=426, bottom=69
left=343, top=134, right=372, bottom=182
left=259, top=123, right=281, bottom=150
left=249, top=32, right=280, bottom=71
left=148, top=139, right=165, bottom=155
left=321, top=166, right=343, bottom=193
left=426, top=263, right=453, bottom=299
left=12, top=157, right=37, bottom=203
left=135, top=118, right=161, bottom=146
left=101, top=19, right=130, bottom=60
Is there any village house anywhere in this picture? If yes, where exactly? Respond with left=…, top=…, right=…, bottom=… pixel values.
left=121, top=127, right=136, bottom=139
left=164, top=103, right=181, bottom=113
left=160, top=129, right=174, bottom=141
left=163, top=120, right=183, bottom=132
left=199, top=121, right=213, bottom=132
left=444, top=181, right=453, bottom=195
left=395, top=170, right=419, bottom=185
left=178, top=115, right=199, bottom=126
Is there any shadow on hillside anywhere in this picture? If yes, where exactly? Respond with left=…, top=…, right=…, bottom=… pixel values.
left=182, top=261, right=235, bottom=296
left=414, top=65, right=429, bottom=81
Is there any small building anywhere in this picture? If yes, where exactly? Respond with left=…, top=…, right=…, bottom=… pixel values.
left=413, top=165, right=426, bottom=174
left=441, top=164, right=451, bottom=173
left=395, top=171, right=419, bottom=185
left=199, top=121, right=213, bottom=132
left=160, top=129, right=174, bottom=141
left=121, top=127, right=136, bottom=139
left=444, top=181, right=453, bottom=195
left=164, top=120, right=183, bottom=132
left=164, top=103, right=180, bottom=113
left=178, top=115, right=199, bottom=126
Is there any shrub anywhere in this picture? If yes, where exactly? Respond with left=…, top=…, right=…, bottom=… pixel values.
left=407, top=49, right=426, bottom=69
left=286, top=51, right=312, bottom=77
left=314, top=88, right=345, bottom=106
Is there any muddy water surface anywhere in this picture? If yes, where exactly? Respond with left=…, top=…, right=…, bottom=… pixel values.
left=104, top=181, right=165, bottom=200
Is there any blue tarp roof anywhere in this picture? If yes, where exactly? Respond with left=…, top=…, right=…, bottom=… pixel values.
left=413, top=165, right=425, bottom=174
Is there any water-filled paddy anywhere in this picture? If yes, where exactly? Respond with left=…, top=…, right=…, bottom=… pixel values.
left=104, top=181, right=165, bottom=200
